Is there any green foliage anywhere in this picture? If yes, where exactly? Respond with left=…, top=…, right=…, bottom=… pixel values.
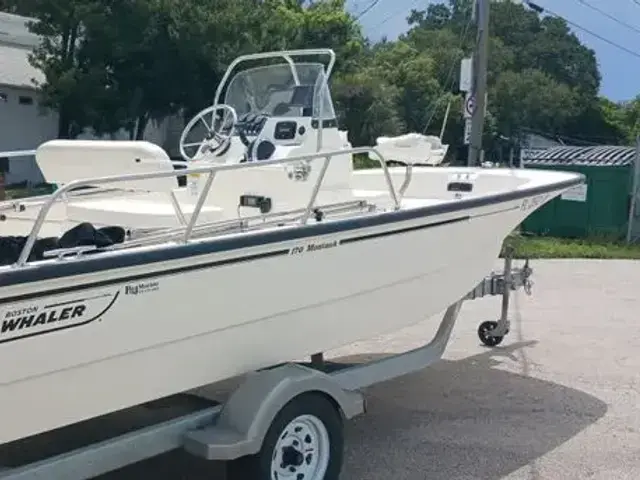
left=5, top=0, right=640, bottom=150
left=332, top=69, right=404, bottom=146
left=491, top=69, right=579, bottom=137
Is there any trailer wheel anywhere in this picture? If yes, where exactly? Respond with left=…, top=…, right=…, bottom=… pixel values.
left=477, top=320, right=505, bottom=347
left=227, top=392, right=344, bottom=480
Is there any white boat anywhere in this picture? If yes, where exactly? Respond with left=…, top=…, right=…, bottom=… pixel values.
left=0, top=49, right=448, bottom=236
left=0, top=48, right=584, bottom=445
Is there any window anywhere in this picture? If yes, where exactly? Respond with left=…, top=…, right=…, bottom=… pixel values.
left=0, top=93, right=7, bottom=102
left=18, top=96, right=33, bottom=105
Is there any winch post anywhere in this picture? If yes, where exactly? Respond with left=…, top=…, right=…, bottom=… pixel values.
left=490, top=246, right=513, bottom=337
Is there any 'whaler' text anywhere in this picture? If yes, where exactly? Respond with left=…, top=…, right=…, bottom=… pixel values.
left=1, top=305, right=86, bottom=334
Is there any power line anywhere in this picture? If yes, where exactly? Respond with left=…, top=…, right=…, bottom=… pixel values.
left=422, top=5, right=475, bottom=134
left=369, top=0, right=425, bottom=31
left=525, top=1, right=640, bottom=60
left=355, top=0, right=382, bottom=20
left=574, top=0, right=640, bottom=36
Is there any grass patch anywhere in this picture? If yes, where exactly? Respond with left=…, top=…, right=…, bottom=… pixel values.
left=503, top=234, right=640, bottom=260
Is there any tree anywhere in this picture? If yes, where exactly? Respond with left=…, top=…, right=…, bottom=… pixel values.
left=18, top=0, right=105, bottom=138
left=0, top=0, right=33, bottom=15
left=332, top=69, right=404, bottom=146
left=78, top=0, right=204, bottom=139
left=401, top=0, right=608, bottom=154
left=490, top=69, right=579, bottom=138
left=620, top=97, right=640, bottom=143
left=14, top=0, right=367, bottom=139
left=3, top=0, right=638, bottom=152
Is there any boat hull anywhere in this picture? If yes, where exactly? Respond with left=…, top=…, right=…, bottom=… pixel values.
left=0, top=183, right=569, bottom=444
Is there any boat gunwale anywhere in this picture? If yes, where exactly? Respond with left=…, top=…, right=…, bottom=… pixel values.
left=0, top=172, right=584, bottom=294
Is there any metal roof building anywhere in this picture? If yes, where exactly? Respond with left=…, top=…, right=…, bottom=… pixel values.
left=522, top=145, right=637, bottom=167
left=521, top=144, right=640, bottom=242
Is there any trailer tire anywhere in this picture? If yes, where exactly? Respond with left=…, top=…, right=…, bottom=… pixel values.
left=477, top=320, right=505, bottom=347
left=226, top=392, right=344, bottom=480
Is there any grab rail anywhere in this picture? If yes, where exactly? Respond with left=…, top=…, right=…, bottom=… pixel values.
left=116, top=199, right=370, bottom=250
left=13, top=146, right=402, bottom=267
left=0, top=149, right=37, bottom=158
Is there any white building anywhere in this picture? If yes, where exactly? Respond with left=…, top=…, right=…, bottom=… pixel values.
left=0, top=12, right=56, bottom=184
left=0, top=12, right=183, bottom=186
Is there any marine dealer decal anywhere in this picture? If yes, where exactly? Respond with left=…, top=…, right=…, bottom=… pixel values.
left=124, top=280, right=159, bottom=296
left=0, top=292, right=119, bottom=344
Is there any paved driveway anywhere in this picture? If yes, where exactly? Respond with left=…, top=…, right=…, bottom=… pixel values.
left=80, top=259, right=640, bottom=479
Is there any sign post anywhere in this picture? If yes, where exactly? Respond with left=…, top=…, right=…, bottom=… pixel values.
left=459, top=57, right=473, bottom=93
left=462, top=91, right=475, bottom=145
left=467, top=0, right=490, bottom=166
left=463, top=118, right=472, bottom=145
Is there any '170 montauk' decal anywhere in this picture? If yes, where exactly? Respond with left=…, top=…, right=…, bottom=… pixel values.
left=290, top=240, right=339, bottom=255
left=0, top=291, right=120, bottom=344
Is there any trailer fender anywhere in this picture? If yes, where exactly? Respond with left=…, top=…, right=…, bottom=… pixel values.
left=182, top=363, right=365, bottom=461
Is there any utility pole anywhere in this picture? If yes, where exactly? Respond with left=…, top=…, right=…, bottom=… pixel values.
left=467, top=0, right=490, bottom=166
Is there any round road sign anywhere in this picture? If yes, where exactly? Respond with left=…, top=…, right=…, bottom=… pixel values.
left=464, top=95, right=476, bottom=117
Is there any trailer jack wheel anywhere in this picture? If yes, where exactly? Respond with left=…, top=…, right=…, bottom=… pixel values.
left=477, top=320, right=505, bottom=347
left=227, top=392, right=344, bottom=480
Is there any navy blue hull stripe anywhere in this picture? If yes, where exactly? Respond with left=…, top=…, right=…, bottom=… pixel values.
left=0, top=215, right=468, bottom=305
left=341, top=216, right=469, bottom=244
left=0, top=250, right=289, bottom=305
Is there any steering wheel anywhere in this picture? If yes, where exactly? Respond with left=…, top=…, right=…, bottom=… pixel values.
left=179, top=104, right=238, bottom=161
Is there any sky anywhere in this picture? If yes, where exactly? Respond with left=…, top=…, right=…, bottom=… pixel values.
left=347, top=0, right=640, bottom=102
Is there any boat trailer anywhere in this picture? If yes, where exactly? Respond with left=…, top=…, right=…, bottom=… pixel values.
left=0, top=248, right=533, bottom=480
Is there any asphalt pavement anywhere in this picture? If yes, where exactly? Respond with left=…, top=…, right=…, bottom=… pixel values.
left=79, top=259, right=640, bottom=479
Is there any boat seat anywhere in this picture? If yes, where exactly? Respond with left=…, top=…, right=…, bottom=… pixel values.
left=67, top=197, right=224, bottom=229
left=36, top=140, right=178, bottom=193
left=371, top=133, right=447, bottom=165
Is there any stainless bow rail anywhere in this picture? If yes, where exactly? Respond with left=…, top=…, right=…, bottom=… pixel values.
left=116, top=199, right=373, bottom=250
left=12, top=146, right=404, bottom=267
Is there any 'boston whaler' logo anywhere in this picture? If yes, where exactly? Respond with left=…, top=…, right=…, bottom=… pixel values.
left=2, top=304, right=87, bottom=333
left=0, top=292, right=119, bottom=344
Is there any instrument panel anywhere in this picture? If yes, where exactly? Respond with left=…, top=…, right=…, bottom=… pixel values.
left=273, top=121, right=298, bottom=141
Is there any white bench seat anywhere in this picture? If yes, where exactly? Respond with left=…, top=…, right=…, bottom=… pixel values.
left=36, top=140, right=178, bottom=192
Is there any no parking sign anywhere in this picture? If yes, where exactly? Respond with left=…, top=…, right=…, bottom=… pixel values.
left=464, top=93, right=476, bottom=119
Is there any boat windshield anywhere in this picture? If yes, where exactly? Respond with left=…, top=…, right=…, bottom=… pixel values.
left=223, top=62, right=336, bottom=120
